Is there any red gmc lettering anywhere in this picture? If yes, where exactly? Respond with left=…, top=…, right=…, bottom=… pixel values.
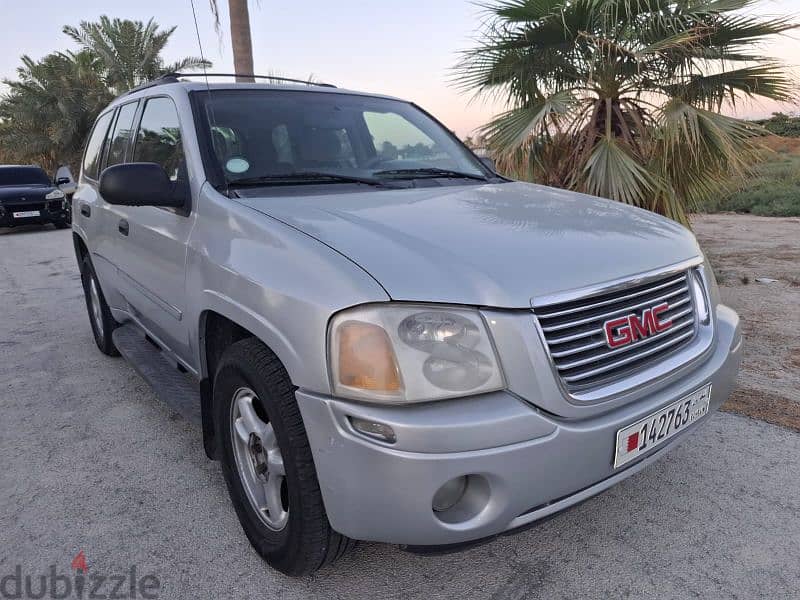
left=604, top=302, right=673, bottom=348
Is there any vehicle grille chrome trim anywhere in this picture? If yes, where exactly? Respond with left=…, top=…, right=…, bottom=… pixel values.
left=551, top=314, right=694, bottom=362
left=562, top=329, right=696, bottom=383
left=539, top=286, right=689, bottom=332
left=536, top=274, right=687, bottom=319
left=534, top=265, right=702, bottom=393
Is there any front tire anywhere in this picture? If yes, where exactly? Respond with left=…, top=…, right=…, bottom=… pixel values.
left=214, top=338, right=355, bottom=575
left=80, top=254, right=119, bottom=356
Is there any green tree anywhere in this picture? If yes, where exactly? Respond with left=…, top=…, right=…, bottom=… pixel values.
left=64, top=16, right=209, bottom=94
left=0, top=51, right=112, bottom=173
left=756, top=112, right=800, bottom=137
left=0, top=17, right=209, bottom=173
left=455, top=0, right=797, bottom=224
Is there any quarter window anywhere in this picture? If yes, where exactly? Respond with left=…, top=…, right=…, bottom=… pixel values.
left=134, top=97, right=185, bottom=181
left=82, top=111, right=114, bottom=180
left=105, top=102, right=139, bottom=168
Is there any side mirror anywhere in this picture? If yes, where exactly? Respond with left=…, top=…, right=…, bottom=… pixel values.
left=99, top=163, right=187, bottom=208
left=55, top=177, right=71, bottom=185
left=479, top=156, right=496, bottom=172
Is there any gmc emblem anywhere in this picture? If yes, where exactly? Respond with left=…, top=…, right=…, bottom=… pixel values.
left=603, top=303, right=673, bottom=349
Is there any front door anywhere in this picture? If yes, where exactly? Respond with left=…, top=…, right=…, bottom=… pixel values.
left=109, top=96, right=194, bottom=363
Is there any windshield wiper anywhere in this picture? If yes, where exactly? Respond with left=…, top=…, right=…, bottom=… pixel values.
left=373, top=168, right=489, bottom=182
left=227, top=171, right=394, bottom=188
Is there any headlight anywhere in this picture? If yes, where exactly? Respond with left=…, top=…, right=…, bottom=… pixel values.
left=329, top=304, right=504, bottom=404
left=45, top=189, right=65, bottom=200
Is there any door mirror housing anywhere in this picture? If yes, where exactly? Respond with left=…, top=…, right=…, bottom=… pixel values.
left=99, top=163, right=187, bottom=208
left=479, top=156, right=496, bottom=172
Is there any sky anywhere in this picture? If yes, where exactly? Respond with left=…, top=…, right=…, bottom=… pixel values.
left=0, top=0, right=798, bottom=138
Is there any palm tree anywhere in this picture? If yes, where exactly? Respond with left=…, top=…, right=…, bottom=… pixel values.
left=455, top=0, right=797, bottom=224
left=64, top=16, right=210, bottom=94
left=209, top=0, right=256, bottom=82
left=0, top=51, right=112, bottom=172
left=0, top=17, right=209, bottom=173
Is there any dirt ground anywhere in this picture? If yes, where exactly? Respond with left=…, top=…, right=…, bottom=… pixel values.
left=692, top=213, right=800, bottom=430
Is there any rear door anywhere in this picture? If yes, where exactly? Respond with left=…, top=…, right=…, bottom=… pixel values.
left=107, top=96, right=194, bottom=363
left=74, top=109, right=117, bottom=300
left=95, top=100, right=139, bottom=309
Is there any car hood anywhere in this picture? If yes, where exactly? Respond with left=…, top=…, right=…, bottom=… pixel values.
left=234, top=182, right=702, bottom=308
left=0, top=185, right=53, bottom=203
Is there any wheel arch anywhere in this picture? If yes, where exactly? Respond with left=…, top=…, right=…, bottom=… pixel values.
left=197, top=303, right=305, bottom=460
left=72, top=231, right=89, bottom=273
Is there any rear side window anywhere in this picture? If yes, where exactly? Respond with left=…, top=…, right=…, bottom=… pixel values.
left=133, top=97, right=184, bottom=181
left=82, top=111, right=114, bottom=180
left=105, top=101, right=139, bottom=168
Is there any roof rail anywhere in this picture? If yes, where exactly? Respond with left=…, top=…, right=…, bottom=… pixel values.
left=170, top=73, right=336, bottom=88
left=118, top=73, right=181, bottom=97
left=165, top=72, right=337, bottom=88
left=116, top=72, right=337, bottom=99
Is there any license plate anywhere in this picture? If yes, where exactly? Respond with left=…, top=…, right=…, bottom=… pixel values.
left=12, top=210, right=40, bottom=218
left=614, top=383, right=712, bottom=468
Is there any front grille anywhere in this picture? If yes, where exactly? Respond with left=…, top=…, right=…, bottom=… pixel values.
left=6, top=202, right=45, bottom=213
left=535, top=271, right=697, bottom=392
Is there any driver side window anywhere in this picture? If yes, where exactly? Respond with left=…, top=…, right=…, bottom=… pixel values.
left=133, top=97, right=185, bottom=181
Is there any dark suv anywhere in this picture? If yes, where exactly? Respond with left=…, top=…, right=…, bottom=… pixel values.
left=0, top=165, right=70, bottom=229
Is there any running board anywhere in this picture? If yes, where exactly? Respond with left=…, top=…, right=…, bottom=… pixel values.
left=112, top=323, right=202, bottom=425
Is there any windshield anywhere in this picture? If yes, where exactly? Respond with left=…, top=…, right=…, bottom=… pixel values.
left=194, top=90, right=491, bottom=188
left=0, top=167, right=50, bottom=187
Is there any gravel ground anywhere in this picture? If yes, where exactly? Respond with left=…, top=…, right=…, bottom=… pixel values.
left=693, top=214, right=800, bottom=430
left=2, top=224, right=799, bottom=600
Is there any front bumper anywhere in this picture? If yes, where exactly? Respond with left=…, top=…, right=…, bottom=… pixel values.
left=0, top=203, right=68, bottom=227
left=297, top=305, right=742, bottom=546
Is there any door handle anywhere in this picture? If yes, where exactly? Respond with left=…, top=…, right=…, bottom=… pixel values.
left=80, top=204, right=91, bottom=218
left=118, top=219, right=129, bottom=236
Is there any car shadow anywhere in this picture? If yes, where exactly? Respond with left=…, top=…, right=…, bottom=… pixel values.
left=0, top=223, right=61, bottom=236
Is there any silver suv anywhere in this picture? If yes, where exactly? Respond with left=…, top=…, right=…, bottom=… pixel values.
left=72, top=75, right=742, bottom=575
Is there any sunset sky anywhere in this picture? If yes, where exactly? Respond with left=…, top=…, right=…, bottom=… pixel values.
left=0, top=0, right=797, bottom=137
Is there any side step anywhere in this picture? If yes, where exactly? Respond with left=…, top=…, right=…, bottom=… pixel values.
left=112, top=323, right=202, bottom=425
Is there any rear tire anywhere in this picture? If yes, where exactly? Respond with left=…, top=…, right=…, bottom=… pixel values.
left=80, top=254, right=119, bottom=356
left=214, top=338, right=355, bottom=575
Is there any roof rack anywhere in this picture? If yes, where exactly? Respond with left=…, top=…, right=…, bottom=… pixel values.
left=120, top=72, right=337, bottom=97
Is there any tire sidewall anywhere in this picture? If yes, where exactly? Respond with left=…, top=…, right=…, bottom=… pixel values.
left=80, top=254, right=118, bottom=356
left=81, top=255, right=106, bottom=348
left=214, top=354, right=302, bottom=564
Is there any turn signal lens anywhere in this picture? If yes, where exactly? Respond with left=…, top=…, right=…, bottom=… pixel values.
left=336, top=321, right=402, bottom=394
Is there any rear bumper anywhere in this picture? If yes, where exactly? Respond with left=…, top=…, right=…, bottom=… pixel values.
left=297, top=305, right=741, bottom=546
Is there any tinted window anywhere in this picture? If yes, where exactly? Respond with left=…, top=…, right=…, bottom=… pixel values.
left=105, top=102, right=139, bottom=168
left=83, top=110, right=114, bottom=180
left=134, top=97, right=184, bottom=181
left=0, top=167, right=50, bottom=186
left=195, top=90, right=487, bottom=184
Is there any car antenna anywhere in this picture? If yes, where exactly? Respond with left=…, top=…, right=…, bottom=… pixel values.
left=188, top=0, right=225, bottom=193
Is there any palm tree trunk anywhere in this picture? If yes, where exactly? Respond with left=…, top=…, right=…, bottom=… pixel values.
left=228, top=0, right=254, bottom=82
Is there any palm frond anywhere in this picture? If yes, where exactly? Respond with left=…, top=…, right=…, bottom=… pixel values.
left=455, top=0, right=798, bottom=225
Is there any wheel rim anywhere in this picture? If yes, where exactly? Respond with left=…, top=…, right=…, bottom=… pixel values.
left=230, top=387, right=289, bottom=531
left=88, top=276, right=104, bottom=337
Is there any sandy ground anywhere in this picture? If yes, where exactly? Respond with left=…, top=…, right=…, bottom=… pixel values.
left=1, top=222, right=799, bottom=599
left=692, top=214, right=800, bottom=430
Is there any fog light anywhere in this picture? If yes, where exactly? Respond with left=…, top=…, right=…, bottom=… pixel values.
left=349, top=417, right=396, bottom=443
left=432, top=476, right=468, bottom=512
